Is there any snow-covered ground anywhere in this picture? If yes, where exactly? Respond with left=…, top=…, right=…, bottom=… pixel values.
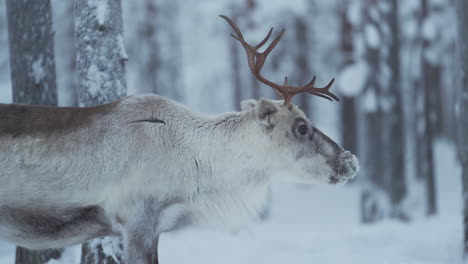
left=0, top=140, right=462, bottom=264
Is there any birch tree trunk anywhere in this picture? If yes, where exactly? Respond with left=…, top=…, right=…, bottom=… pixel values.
left=456, top=0, right=468, bottom=256
left=6, top=0, right=63, bottom=262
left=74, top=0, right=127, bottom=263
left=75, top=0, right=127, bottom=107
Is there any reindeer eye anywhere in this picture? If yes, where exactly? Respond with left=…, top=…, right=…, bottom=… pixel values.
left=297, top=124, right=308, bottom=135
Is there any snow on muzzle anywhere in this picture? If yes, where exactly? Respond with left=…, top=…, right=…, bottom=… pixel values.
left=329, top=151, right=359, bottom=184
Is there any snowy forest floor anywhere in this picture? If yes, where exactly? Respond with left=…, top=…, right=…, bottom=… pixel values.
left=0, top=140, right=462, bottom=264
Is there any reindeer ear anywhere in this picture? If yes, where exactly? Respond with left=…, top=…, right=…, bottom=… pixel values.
left=241, top=99, right=257, bottom=111
left=255, top=98, right=278, bottom=129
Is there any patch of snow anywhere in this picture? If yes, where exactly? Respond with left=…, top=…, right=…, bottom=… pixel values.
left=86, top=63, right=106, bottom=98
left=378, top=1, right=391, bottom=14
left=364, top=24, right=380, bottom=48
left=402, top=18, right=418, bottom=38
left=381, top=94, right=395, bottom=112
left=338, top=60, right=367, bottom=97
left=88, top=0, right=108, bottom=26
left=117, top=34, right=128, bottom=61
left=347, top=1, right=361, bottom=26
left=100, top=237, right=122, bottom=261
left=31, top=55, right=46, bottom=84
left=422, top=17, right=437, bottom=41
left=362, top=88, right=377, bottom=112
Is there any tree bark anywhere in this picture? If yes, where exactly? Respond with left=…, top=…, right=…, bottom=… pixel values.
left=6, top=0, right=63, bottom=262
left=361, top=0, right=407, bottom=222
left=385, top=0, right=406, bottom=217
left=74, top=0, right=127, bottom=263
left=294, top=15, right=311, bottom=117
left=418, top=0, right=437, bottom=216
left=6, top=0, right=57, bottom=105
left=339, top=0, right=357, bottom=155
left=75, top=0, right=127, bottom=107
left=456, top=0, right=468, bottom=256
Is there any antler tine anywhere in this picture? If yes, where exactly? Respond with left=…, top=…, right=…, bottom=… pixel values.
left=220, top=15, right=244, bottom=40
left=305, top=76, right=317, bottom=88
left=303, top=79, right=339, bottom=101
left=220, top=14, right=340, bottom=106
left=254, top=27, right=274, bottom=50
left=253, top=28, right=285, bottom=73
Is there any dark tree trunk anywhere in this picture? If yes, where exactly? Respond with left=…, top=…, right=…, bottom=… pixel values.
left=228, top=0, right=258, bottom=109
left=360, top=0, right=387, bottom=223
left=75, top=0, right=127, bottom=263
left=6, top=0, right=63, bottom=262
left=361, top=0, right=407, bottom=222
left=456, top=0, right=468, bottom=256
left=417, top=0, right=437, bottom=215
left=229, top=15, right=243, bottom=110
left=294, top=16, right=311, bottom=116
left=339, top=0, right=357, bottom=155
left=6, top=0, right=57, bottom=105
left=385, top=0, right=406, bottom=217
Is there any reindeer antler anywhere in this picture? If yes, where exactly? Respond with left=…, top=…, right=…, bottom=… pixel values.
left=220, top=15, right=339, bottom=106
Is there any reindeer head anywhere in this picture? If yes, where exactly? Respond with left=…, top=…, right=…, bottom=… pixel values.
left=221, top=15, right=359, bottom=185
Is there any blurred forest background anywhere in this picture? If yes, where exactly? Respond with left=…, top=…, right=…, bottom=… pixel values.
left=0, top=0, right=467, bottom=263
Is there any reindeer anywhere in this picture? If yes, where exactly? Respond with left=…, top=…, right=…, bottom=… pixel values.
left=0, top=16, right=358, bottom=264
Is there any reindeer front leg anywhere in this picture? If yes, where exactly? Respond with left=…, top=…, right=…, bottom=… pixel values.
left=123, top=226, right=160, bottom=264
left=122, top=197, right=188, bottom=264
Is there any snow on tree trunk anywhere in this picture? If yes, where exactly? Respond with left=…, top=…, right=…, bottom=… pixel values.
left=6, top=0, right=63, bottom=262
left=75, top=0, right=127, bottom=107
left=74, top=0, right=127, bottom=263
left=360, top=0, right=407, bottom=223
left=456, top=0, right=468, bottom=256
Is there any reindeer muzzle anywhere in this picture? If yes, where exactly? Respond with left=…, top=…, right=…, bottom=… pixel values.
left=329, top=151, right=359, bottom=184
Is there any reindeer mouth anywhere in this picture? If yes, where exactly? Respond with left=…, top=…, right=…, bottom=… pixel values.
left=329, top=151, right=359, bottom=184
